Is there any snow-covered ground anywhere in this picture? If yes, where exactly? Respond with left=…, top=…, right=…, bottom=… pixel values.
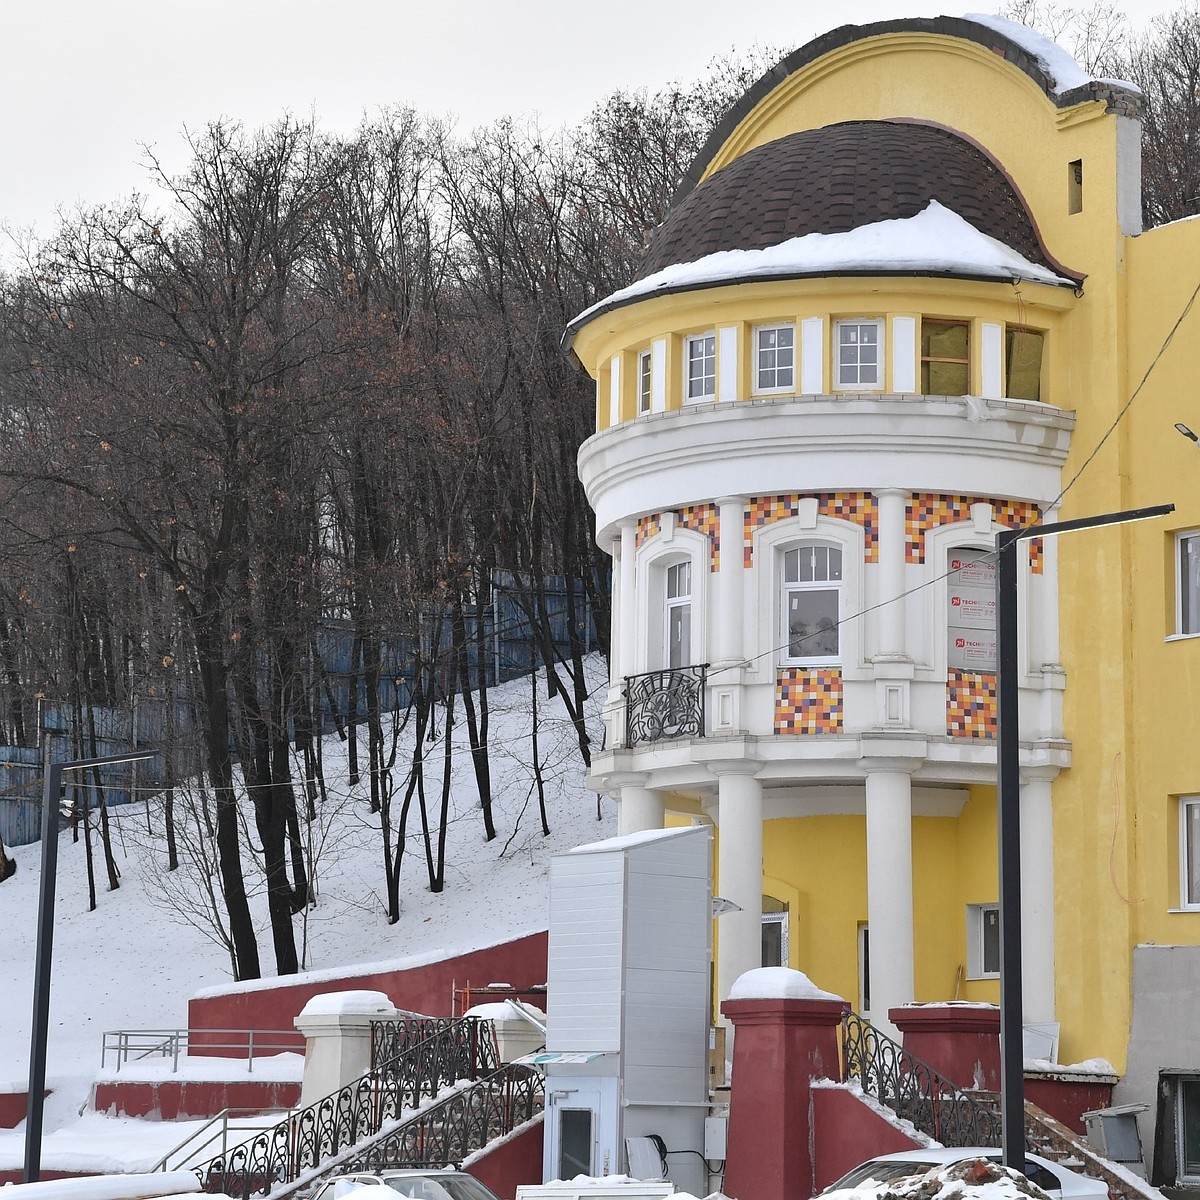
left=1, top=658, right=614, bottom=1170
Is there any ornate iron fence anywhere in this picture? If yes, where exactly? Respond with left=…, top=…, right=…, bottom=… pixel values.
left=842, top=1011, right=1001, bottom=1147
left=193, top=1015, right=500, bottom=1198
left=624, top=665, right=707, bottom=746
left=336, top=1062, right=543, bottom=1175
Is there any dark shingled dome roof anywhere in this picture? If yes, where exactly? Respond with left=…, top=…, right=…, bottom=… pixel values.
left=637, top=120, right=1071, bottom=281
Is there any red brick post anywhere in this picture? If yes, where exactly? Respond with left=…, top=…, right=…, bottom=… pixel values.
left=722, top=978, right=846, bottom=1200
left=888, top=1004, right=1001, bottom=1092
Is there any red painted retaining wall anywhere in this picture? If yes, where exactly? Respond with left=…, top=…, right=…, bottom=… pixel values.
left=0, top=1090, right=44, bottom=1129
left=890, top=1004, right=1001, bottom=1092
left=1026, top=1075, right=1115, bottom=1135
left=187, top=932, right=548, bottom=1054
left=467, top=1117, right=545, bottom=1200
left=811, top=1085, right=924, bottom=1192
left=91, top=1077, right=301, bottom=1120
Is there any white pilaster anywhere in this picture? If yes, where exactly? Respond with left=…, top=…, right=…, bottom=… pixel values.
left=863, top=764, right=916, bottom=1037
left=715, top=769, right=764, bottom=1019
left=876, top=490, right=908, bottom=659
left=618, top=519, right=638, bottom=680
left=1020, top=771, right=1057, bottom=1025
left=716, top=496, right=746, bottom=665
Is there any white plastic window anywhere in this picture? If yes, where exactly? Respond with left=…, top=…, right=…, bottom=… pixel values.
left=1182, top=797, right=1200, bottom=909
left=755, top=325, right=795, bottom=393
left=1177, top=532, right=1200, bottom=636
left=685, top=333, right=716, bottom=402
left=637, top=349, right=652, bottom=415
left=966, top=903, right=1001, bottom=978
left=782, top=544, right=841, bottom=663
left=835, top=319, right=883, bottom=390
left=664, top=560, right=692, bottom=669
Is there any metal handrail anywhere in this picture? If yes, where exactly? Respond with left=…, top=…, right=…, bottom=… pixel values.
left=842, top=1011, right=1002, bottom=1147
left=152, top=1108, right=287, bottom=1173
left=624, top=664, right=707, bottom=746
left=102, top=1028, right=300, bottom=1073
left=192, top=1015, right=500, bottom=1198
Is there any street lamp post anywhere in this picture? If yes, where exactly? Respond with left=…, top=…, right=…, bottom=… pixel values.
left=24, top=750, right=155, bottom=1183
left=995, top=503, right=1173, bottom=1169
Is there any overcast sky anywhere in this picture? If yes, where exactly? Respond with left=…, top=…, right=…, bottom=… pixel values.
left=0, top=0, right=1178, bottom=244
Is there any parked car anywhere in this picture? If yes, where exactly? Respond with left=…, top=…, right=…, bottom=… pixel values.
left=822, top=1148, right=1109, bottom=1200
left=310, top=1170, right=504, bottom=1200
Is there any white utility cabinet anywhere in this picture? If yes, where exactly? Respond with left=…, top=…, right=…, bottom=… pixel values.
left=540, top=825, right=712, bottom=1196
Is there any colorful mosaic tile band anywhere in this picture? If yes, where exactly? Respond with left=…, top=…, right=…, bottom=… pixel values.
left=946, top=667, right=997, bottom=739
left=907, top=494, right=1042, bottom=570
left=635, top=507, right=720, bottom=569
left=635, top=514, right=661, bottom=548
left=744, top=492, right=879, bottom=567
left=678, top=503, right=720, bottom=570
left=775, top=667, right=843, bottom=735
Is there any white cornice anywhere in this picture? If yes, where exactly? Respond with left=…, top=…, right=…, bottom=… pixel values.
left=578, top=394, right=1074, bottom=542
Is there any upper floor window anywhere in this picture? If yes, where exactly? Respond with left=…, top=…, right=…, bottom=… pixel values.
left=835, top=319, right=883, bottom=390
left=921, top=320, right=970, bottom=395
left=1006, top=328, right=1044, bottom=402
left=755, top=325, right=795, bottom=393
left=1182, top=796, right=1200, bottom=909
left=664, top=560, right=692, bottom=669
left=1177, top=531, right=1200, bottom=637
left=637, top=349, right=652, bottom=415
left=685, top=333, right=716, bottom=402
left=782, top=543, right=841, bottom=662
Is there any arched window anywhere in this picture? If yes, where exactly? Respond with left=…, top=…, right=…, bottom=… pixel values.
left=782, top=543, right=842, bottom=663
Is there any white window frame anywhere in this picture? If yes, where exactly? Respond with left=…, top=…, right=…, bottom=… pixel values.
left=664, top=559, right=692, bottom=670
left=1181, top=796, right=1200, bottom=910
left=637, top=349, right=652, bottom=415
left=780, top=542, right=842, bottom=666
left=636, top=530, right=708, bottom=675
left=753, top=324, right=796, bottom=395
left=834, top=318, right=884, bottom=392
left=761, top=909, right=790, bottom=968
left=1174, top=531, right=1200, bottom=639
left=684, top=332, right=716, bottom=403
left=966, top=902, right=1001, bottom=979
left=1179, top=1077, right=1200, bottom=1186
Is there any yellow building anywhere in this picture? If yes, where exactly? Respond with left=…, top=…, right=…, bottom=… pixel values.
left=567, top=14, right=1200, bottom=1186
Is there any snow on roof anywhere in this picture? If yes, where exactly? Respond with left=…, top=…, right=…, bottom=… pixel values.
left=298, top=990, right=398, bottom=1018
left=964, top=13, right=1140, bottom=96
left=570, top=201, right=1073, bottom=334
left=727, top=966, right=843, bottom=1002
left=566, top=825, right=703, bottom=855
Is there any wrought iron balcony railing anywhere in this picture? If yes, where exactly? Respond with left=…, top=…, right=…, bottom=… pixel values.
left=624, top=664, right=707, bottom=746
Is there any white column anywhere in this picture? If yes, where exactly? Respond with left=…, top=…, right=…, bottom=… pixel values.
left=618, top=519, right=638, bottom=680
left=1020, top=772, right=1057, bottom=1025
left=864, top=765, right=915, bottom=1037
left=876, top=490, right=907, bottom=659
left=618, top=782, right=664, bottom=835
left=715, top=769, right=764, bottom=1016
left=716, top=496, right=746, bottom=665
left=608, top=533, right=622, bottom=690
